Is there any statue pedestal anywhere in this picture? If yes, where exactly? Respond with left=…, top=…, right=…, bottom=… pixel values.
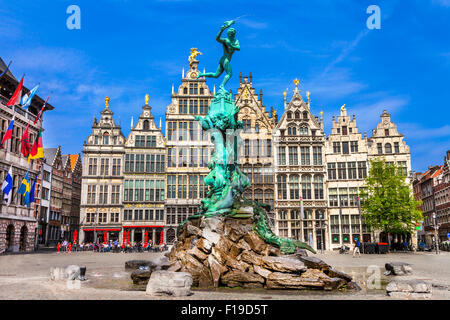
left=167, top=202, right=359, bottom=291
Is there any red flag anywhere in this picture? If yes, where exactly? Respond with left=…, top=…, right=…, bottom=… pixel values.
left=20, top=123, right=31, bottom=157
left=33, top=93, right=51, bottom=125
left=6, top=75, right=24, bottom=106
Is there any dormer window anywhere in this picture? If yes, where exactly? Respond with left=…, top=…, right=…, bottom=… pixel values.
left=183, top=87, right=188, bottom=94
left=287, top=112, right=292, bottom=119
left=143, top=120, right=150, bottom=131
left=385, top=143, right=392, bottom=154
left=342, top=126, right=348, bottom=135
left=385, top=129, right=389, bottom=136
left=295, top=111, right=300, bottom=119
left=299, top=126, right=308, bottom=135
left=200, top=88, right=204, bottom=95
left=303, top=112, right=308, bottom=120
left=103, top=132, right=110, bottom=145
left=288, top=127, right=297, bottom=136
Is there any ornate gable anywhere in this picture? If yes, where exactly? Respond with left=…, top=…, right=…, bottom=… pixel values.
left=126, top=95, right=165, bottom=148
left=276, top=80, right=323, bottom=136
left=235, top=73, right=275, bottom=132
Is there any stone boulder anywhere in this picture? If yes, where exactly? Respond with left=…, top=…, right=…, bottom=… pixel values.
left=386, top=280, right=432, bottom=299
left=125, top=260, right=155, bottom=270
left=146, top=271, right=193, bottom=297
left=168, top=214, right=355, bottom=291
left=131, top=269, right=152, bottom=285
left=385, top=262, right=413, bottom=276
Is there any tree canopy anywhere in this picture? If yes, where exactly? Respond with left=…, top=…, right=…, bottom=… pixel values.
left=360, top=158, right=422, bottom=234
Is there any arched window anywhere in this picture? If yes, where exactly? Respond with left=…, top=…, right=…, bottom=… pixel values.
left=299, top=126, right=308, bottom=135
left=288, top=127, right=297, bottom=136
left=289, top=175, right=299, bottom=199
left=385, top=143, right=392, bottom=154
left=314, top=175, right=324, bottom=199
left=277, top=175, right=287, bottom=200
left=295, top=111, right=300, bottom=119
left=301, top=175, right=312, bottom=199
left=287, top=112, right=292, bottom=119
left=103, top=132, right=109, bottom=145
left=254, top=189, right=263, bottom=203
left=303, top=111, right=308, bottom=120
left=143, top=120, right=150, bottom=131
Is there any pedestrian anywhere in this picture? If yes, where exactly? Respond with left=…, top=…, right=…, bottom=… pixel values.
left=57, top=242, right=61, bottom=253
left=68, top=242, right=72, bottom=253
left=353, top=238, right=361, bottom=258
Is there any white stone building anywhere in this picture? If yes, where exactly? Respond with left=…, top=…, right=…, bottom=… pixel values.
left=79, top=98, right=126, bottom=244
left=273, top=81, right=327, bottom=251
left=123, top=95, right=166, bottom=245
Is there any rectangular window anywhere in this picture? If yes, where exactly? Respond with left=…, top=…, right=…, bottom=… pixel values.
left=342, top=142, right=349, bottom=155
left=300, top=147, right=310, bottom=165
left=394, top=142, right=399, bottom=153
left=178, top=175, right=187, bottom=198
left=189, top=99, right=198, bottom=114
left=342, top=126, right=348, bottom=135
left=358, top=161, right=367, bottom=179
left=168, top=122, right=176, bottom=141
left=88, top=158, right=97, bottom=175
left=329, top=188, right=338, bottom=207
left=167, top=175, right=176, bottom=199
left=347, top=162, right=357, bottom=179
left=339, top=188, right=348, bottom=207
left=190, top=148, right=198, bottom=167
left=328, top=163, right=336, bottom=180
left=168, top=148, right=176, bottom=167
left=337, top=162, right=347, bottom=180
left=333, top=142, right=341, bottom=154
left=188, top=175, right=198, bottom=199
left=112, top=158, right=121, bottom=176
left=244, top=139, right=250, bottom=157
left=266, top=139, right=272, bottom=157
left=145, top=136, right=156, bottom=147
left=179, top=99, right=188, bottom=114
left=289, top=147, right=298, bottom=166
left=200, top=147, right=209, bottom=167
left=377, top=143, right=383, bottom=154
left=199, top=99, right=209, bottom=114
left=312, top=146, right=322, bottom=165
left=350, top=141, right=358, bottom=153
left=111, top=185, right=120, bottom=204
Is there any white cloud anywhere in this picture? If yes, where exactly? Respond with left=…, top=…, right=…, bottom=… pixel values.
left=239, top=18, right=268, bottom=30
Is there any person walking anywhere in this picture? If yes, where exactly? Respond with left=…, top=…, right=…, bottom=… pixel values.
left=68, top=242, right=72, bottom=253
left=57, top=242, right=61, bottom=253
left=353, top=238, right=361, bottom=258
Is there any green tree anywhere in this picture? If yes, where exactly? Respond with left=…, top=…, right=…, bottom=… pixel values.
left=360, top=159, right=422, bottom=234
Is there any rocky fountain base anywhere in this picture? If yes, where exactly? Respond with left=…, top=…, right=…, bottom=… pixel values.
left=167, top=204, right=359, bottom=291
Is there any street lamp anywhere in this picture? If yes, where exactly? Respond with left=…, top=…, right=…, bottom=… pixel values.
left=432, top=212, right=440, bottom=254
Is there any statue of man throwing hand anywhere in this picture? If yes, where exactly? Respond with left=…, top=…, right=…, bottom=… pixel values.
left=197, top=20, right=240, bottom=91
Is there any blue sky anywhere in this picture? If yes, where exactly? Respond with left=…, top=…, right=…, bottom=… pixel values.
left=1, top=0, right=449, bottom=172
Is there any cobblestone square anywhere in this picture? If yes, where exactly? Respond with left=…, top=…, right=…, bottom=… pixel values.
left=1, top=250, right=449, bottom=300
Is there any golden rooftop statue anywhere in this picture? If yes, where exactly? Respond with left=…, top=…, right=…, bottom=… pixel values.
left=306, top=91, right=310, bottom=100
left=293, top=79, right=299, bottom=86
left=320, top=110, right=324, bottom=118
left=145, top=94, right=149, bottom=105
left=340, top=104, right=346, bottom=112
left=105, top=96, right=110, bottom=108
left=189, top=48, right=202, bottom=67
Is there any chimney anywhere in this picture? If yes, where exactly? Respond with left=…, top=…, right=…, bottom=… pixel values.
left=250, top=72, right=253, bottom=83
left=259, top=89, right=263, bottom=105
left=240, top=72, right=242, bottom=83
